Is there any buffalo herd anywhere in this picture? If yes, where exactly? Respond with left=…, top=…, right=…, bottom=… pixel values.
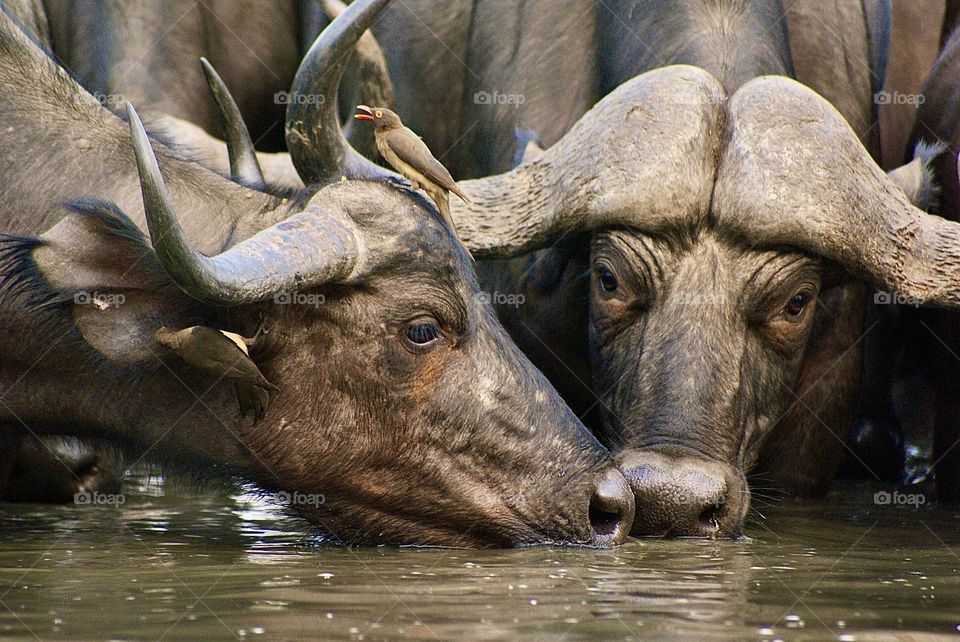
left=1, top=0, right=960, bottom=547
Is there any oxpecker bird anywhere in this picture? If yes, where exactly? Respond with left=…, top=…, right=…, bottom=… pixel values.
left=155, top=326, right=278, bottom=424
left=354, top=105, right=469, bottom=244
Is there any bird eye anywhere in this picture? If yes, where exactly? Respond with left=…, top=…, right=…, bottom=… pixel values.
left=375, top=110, right=383, bottom=118
left=596, top=265, right=618, bottom=293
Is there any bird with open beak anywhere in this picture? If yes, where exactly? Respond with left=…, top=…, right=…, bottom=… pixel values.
left=354, top=105, right=469, bottom=246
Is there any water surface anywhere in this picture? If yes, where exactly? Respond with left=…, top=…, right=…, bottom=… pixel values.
left=1, top=475, right=958, bottom=640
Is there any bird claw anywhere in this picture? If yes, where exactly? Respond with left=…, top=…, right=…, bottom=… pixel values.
left=246, top=313, right=279, bottom=348
left=236, top=382, right=271, bottom=425
left=387, top=176, right=416, bottom=191
left=251, top=313, right=273, bottom=342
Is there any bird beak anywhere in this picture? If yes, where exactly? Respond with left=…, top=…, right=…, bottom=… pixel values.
left=354, top=105, right=374, bottom=121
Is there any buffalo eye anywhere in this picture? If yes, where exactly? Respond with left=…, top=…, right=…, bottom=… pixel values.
left=596, top=265, right=618, bottom=293
left=403, top=318, right=443, bottom=353
left=784, top=292, right=811, bottom=318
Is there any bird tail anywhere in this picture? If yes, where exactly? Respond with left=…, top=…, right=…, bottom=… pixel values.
left=436, top=193, right=473, bottom=260
left=257, top=376, right=281, bottom=393
left=450, top=183, right=471, bottom=203
left=436, top=193, right=458, bottom=236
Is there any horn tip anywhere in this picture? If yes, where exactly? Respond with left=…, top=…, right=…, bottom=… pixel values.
left=199, top=56, right=215, bottom=78
left=123, top=100, right=145, bottom=135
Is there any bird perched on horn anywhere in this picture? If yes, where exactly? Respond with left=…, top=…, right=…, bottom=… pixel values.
left=354, top=105, right=469, bottom=243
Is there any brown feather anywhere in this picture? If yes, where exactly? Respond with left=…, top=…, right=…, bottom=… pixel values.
left=382, top=128, right=460, bottom=193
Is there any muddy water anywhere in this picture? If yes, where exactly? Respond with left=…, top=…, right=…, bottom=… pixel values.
left=0, top=474, right=958, bottom=641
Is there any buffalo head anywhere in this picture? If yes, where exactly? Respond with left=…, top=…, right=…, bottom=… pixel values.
left=439, top=70, right=960, bottom=537
left=0, top=0, right=635, bottom=547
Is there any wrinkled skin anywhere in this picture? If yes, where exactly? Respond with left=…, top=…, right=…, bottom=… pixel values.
left=589, top=225, right=875, bottom=517
left=0, top=6, right=633, bottom=547
left=220, top=188, right=625, bottom=544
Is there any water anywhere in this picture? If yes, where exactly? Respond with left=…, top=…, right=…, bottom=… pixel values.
left=1, top=475, right=958, bottom=641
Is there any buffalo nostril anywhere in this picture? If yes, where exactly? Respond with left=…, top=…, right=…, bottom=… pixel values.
left=588, top=468, right=635, bottom=546
left=697, top=502, right=723, bottom=535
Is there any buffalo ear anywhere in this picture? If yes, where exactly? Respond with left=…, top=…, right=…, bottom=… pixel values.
left=32, top=200, right=204, bottom=366
left=886, top=141, right=944, bottom=211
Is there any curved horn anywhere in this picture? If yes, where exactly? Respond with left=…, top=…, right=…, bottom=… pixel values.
left=126, top=102, right=359, bottom=305
left=320, top=0, right=396, bottom=158
left=449, top=66, right=728, bottom=258
left=286, top=0, right=395, bottom=184
left=200, top=57, right=265, bottom=185
left=714, top=76, right=960, bottom=307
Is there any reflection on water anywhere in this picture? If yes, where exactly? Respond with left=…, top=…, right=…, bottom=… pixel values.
left=1, top=474, right=959, bottom=641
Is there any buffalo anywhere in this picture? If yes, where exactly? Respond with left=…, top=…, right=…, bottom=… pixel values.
left=0, top=0, right=640, bottom=547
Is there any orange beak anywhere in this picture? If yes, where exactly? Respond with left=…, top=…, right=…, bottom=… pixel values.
left=354, top=105, right=374, bottom=121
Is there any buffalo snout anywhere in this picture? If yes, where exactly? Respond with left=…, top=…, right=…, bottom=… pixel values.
left=618, top=448, right=746, bottom=537
left=587, top=467, right=635, bottom=546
